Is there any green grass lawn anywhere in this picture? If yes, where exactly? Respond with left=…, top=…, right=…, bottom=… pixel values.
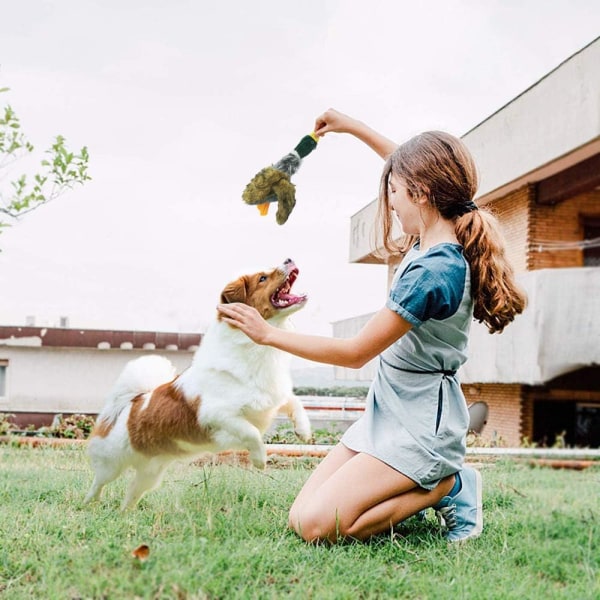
left=0, top=444, right=598, bottom=599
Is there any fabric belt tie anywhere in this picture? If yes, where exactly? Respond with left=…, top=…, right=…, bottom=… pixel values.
left=380, top=356, right=456, bottom=377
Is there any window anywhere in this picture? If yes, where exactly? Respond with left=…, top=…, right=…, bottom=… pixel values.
left=0, top=362, right=6, bottom=401
left=582, top=216, right=600, bottom=267
left=575, top=403, right=600, bottom=447
left=533, top=399, right=600, bottom=448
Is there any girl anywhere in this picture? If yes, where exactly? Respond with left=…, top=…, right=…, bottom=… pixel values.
left=218, top=109, right=527, bottom=543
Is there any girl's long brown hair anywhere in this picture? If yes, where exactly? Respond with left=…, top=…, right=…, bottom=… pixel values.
left=377, top=131, right=527, bottom=334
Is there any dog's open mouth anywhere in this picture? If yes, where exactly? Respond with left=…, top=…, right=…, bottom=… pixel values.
left=271, top=266, right=307, bottom=308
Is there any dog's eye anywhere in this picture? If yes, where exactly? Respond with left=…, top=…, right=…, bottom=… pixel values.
left=259, top=275, right=267, bottom=283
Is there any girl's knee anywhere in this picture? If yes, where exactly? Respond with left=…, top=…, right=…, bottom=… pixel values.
left=288, top=508, right=323, bottom=542
left=288, top=505, right=347, bottom=543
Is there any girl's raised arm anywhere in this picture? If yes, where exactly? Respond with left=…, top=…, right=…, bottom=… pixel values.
left=314, top=108, right=398, bottom=159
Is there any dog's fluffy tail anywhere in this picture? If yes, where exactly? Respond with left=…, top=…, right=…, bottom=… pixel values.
left=97, top=355, right=177, bottom=426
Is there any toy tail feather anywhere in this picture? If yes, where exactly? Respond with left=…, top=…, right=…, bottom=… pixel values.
left=96, top=355, right=177, bottom=425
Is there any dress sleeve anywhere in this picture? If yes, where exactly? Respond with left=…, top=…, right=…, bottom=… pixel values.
left=386, top=259, right=465, bottom=326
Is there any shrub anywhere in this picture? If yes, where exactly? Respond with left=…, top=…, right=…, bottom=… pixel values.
left=0, top=413, right=17, bottom=435
left=39, top=413, right=96, bottom=439
left=293, top=386, right=369, bottom=398
left=264, top=423, right=344, bottom=445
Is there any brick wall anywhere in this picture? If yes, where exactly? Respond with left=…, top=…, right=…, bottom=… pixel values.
left=520, top=395, right=534, bottom=444
left=490, top=185, right=532, bottom=274
left=528, top=189, right=600, bottom=270
left=463, top=383, right=523, bottom=446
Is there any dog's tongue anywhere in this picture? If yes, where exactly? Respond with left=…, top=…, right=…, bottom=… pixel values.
left=273, top=291, right=306, bottom=307
left=280, top=292, right=302, bottom=305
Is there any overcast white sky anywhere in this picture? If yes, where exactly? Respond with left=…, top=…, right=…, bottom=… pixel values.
left=0, top=0, right=598, bottom=341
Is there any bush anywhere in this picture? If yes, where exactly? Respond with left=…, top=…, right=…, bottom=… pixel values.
left=0, top=413, right=17, bottom=435
left=38, top=414, right=96, bottom=439
left=264, top=423, right=344, bottom=445
left=293, top=386, right=369, bottom=398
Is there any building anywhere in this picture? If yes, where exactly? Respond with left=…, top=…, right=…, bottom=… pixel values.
left=2, top=39, right=599, bottom=446
left=336, top=37, right=600, bottom=447
left=0, top=325, right=201, bottom=428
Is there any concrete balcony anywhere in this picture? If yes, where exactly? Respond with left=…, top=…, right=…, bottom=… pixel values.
left=349, top=199, right=403, bottom=264
left=348, top=199, right=381, bottom=264
left=333, top=267, right=600, bottom=386
left=461, top=267, right=600, bottom=385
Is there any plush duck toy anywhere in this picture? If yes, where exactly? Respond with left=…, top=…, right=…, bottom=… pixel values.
left=242, top=132, right=319, bottom=225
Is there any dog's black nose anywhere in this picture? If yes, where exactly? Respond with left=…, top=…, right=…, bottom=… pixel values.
left=284, top=258, right=293, bottom=265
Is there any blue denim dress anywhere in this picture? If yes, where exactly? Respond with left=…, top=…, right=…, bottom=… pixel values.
left=341, top=243, right=473, bottom=490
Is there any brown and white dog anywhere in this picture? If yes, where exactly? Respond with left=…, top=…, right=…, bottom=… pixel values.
left=85, top=258, right=311, bottom=509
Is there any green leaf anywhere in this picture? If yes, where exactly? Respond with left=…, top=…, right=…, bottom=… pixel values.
left=1, top=97, right=91, bottom=231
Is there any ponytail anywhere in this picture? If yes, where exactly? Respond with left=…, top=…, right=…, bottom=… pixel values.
left=455, top=209, right=526, bottom=333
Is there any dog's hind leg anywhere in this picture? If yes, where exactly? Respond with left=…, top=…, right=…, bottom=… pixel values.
left=121, top=461, right=169, bottom=511
left=84, top=436, right=128, bottom=504
left=84, top=458, right=124, bottom=504
left=279, top=395, right=312, bottom=441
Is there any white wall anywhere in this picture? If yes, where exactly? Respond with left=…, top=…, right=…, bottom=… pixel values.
left=0, top=346, right=194, bottom=414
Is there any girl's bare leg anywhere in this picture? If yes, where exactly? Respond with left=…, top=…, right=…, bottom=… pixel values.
left=288, top=443, right=358, bottom=528
left=288, top=444, right=455, bottom=543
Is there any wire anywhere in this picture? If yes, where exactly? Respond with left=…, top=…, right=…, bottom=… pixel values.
left=531, top=236, right=600, bottom=252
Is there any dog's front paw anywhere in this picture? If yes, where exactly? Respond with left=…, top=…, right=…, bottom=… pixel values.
left=294, top=412, right=312, bottom=442
left=250, top=447, right=267, bottom=470
left=251, top=456, right=267, bottom=470
left=295, top=424, right=312, bottom=442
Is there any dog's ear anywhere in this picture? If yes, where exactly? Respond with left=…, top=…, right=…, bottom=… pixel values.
left=220, top=276, right=248, bottom=304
